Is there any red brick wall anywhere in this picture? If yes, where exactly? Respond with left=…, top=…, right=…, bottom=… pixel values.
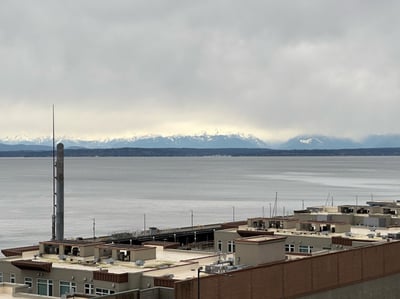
left=337, top=249, right=362, bottom=285
left=311, top=254, right=338, bottom=291
left=175, top=241, right=400, bottom=299
left=251, top=264, right=284, bottom=299
left=283, top=258, right=312, bottom=297
left=93, top=271, right=129, bottom=283
left=361, top=244, right=384, bottom=280
left=382, top=240, right=400, bottom=274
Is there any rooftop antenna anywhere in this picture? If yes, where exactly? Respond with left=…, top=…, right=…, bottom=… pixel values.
left=269, top=202, right=272, bottom=218
left=356, top=195, right=358, bottom=211
left=325, top=192, right=331, bottom=206
left=93, top=218, right=96, bottom=239
left=143, top=213, right=147, bottom=234
left=51, top=105, right=56, bottom=240
left=51, top=104, right=64, bottom=241
left=272, top=192, right=278, bottom=217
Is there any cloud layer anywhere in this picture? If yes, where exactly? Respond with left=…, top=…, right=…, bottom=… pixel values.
left=1, top=1, right=400, bottom=141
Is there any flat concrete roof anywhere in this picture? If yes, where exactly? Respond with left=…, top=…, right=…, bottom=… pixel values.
left=96, top=243, right=155, bottom=251
left=299, top=220, right=349, bottom=224
left=8, top=244, right=219, bottom=275
left=1, top=246, right=39, bottom=257
left=236, top=235, right=287, bottom=244
left=40, top=240, right=105, bottom=246
left=248, top=217, right=298, bottom=221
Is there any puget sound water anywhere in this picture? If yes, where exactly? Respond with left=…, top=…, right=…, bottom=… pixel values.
left=1, top=156, right=400, bottom=252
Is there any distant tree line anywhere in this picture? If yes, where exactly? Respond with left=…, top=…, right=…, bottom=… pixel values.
left=2, top=147, right=400, bottom=157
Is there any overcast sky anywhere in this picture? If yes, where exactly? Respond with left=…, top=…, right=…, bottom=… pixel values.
left=1, top=1, right=399, bottom=142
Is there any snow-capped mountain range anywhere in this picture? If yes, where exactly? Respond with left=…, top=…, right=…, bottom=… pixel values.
left=2, top=134, right=400, bottom=151
left=0, top=134, right=268, bottom=151
left=280, top=135, right=400, bottom=150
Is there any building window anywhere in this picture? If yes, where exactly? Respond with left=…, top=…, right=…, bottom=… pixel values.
left=217, top=240, right=222, bottom=252
left=60, top=281, right=76, bottom=296
left=227, top=241, right=235, bottom=253
left=0, top=273, right=3, bottom=283
left=10, top=273, right=16, bottom=283
left=299, top=245, right=313, bottom=254
left=95, top=288, right=115, bottom=296
left=285, top=244, right=295, bottom=253
left=24, top=277, right=33, bottom=288
left=84, top=283, right=94, bottom=294
left=37, top=279, right=53, bottom=296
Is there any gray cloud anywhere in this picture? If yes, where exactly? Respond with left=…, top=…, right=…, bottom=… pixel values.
left=1, top=1, right=400, bottom=141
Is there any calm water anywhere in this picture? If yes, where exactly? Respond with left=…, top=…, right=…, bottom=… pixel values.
left=1, top=156, right=400, bottom=252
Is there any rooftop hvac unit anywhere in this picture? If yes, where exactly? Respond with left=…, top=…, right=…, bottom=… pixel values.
left=135, top=260, right=144, bottom=266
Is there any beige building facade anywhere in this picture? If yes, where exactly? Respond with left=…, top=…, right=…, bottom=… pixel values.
left=235, top=235, right=286, bottom=266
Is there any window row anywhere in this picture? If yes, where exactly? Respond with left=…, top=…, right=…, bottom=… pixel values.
left=0, top=273, right=14, bottom=284
left=216, top=240, right=236, bottom=253
left=285, top=244, right=313, bottom=254
left=0, top=274, right=108, bottom=297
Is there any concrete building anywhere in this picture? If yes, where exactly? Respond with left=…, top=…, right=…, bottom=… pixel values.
left=0, top=239, right=226, bottom=298
left=214, top=201, right=400, bottom=256
left=5, top=239, right=400, bottom=299
left=295, top=200, right=400, bottom=227
left=5, top=202, right=400, bottom=298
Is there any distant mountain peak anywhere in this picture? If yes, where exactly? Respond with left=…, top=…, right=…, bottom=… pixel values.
left=280, top=135, right=360, bottom=150
left=299, top=137, right=323, bottom=145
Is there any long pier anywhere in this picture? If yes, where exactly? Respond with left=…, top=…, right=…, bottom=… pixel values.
left=1, top=221, right=246, bottom=257
left=94, top=221, right=246, bottom=248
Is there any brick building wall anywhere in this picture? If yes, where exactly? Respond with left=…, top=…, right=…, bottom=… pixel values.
left=175, top=241, right=400, bottom=299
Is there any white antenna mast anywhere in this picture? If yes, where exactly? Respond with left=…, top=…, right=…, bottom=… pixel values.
left=272, top=192, right=278, bottom=217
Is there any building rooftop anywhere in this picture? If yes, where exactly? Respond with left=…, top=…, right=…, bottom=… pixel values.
left=1, top=245, right=39, bottom=257
left=96, top=243, right=154, bottom=251
left=7, top=243, right=222, bottom=277
left=236, top=235, right=287, bottom=244
left=40, top=240, right=105, bottom=246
